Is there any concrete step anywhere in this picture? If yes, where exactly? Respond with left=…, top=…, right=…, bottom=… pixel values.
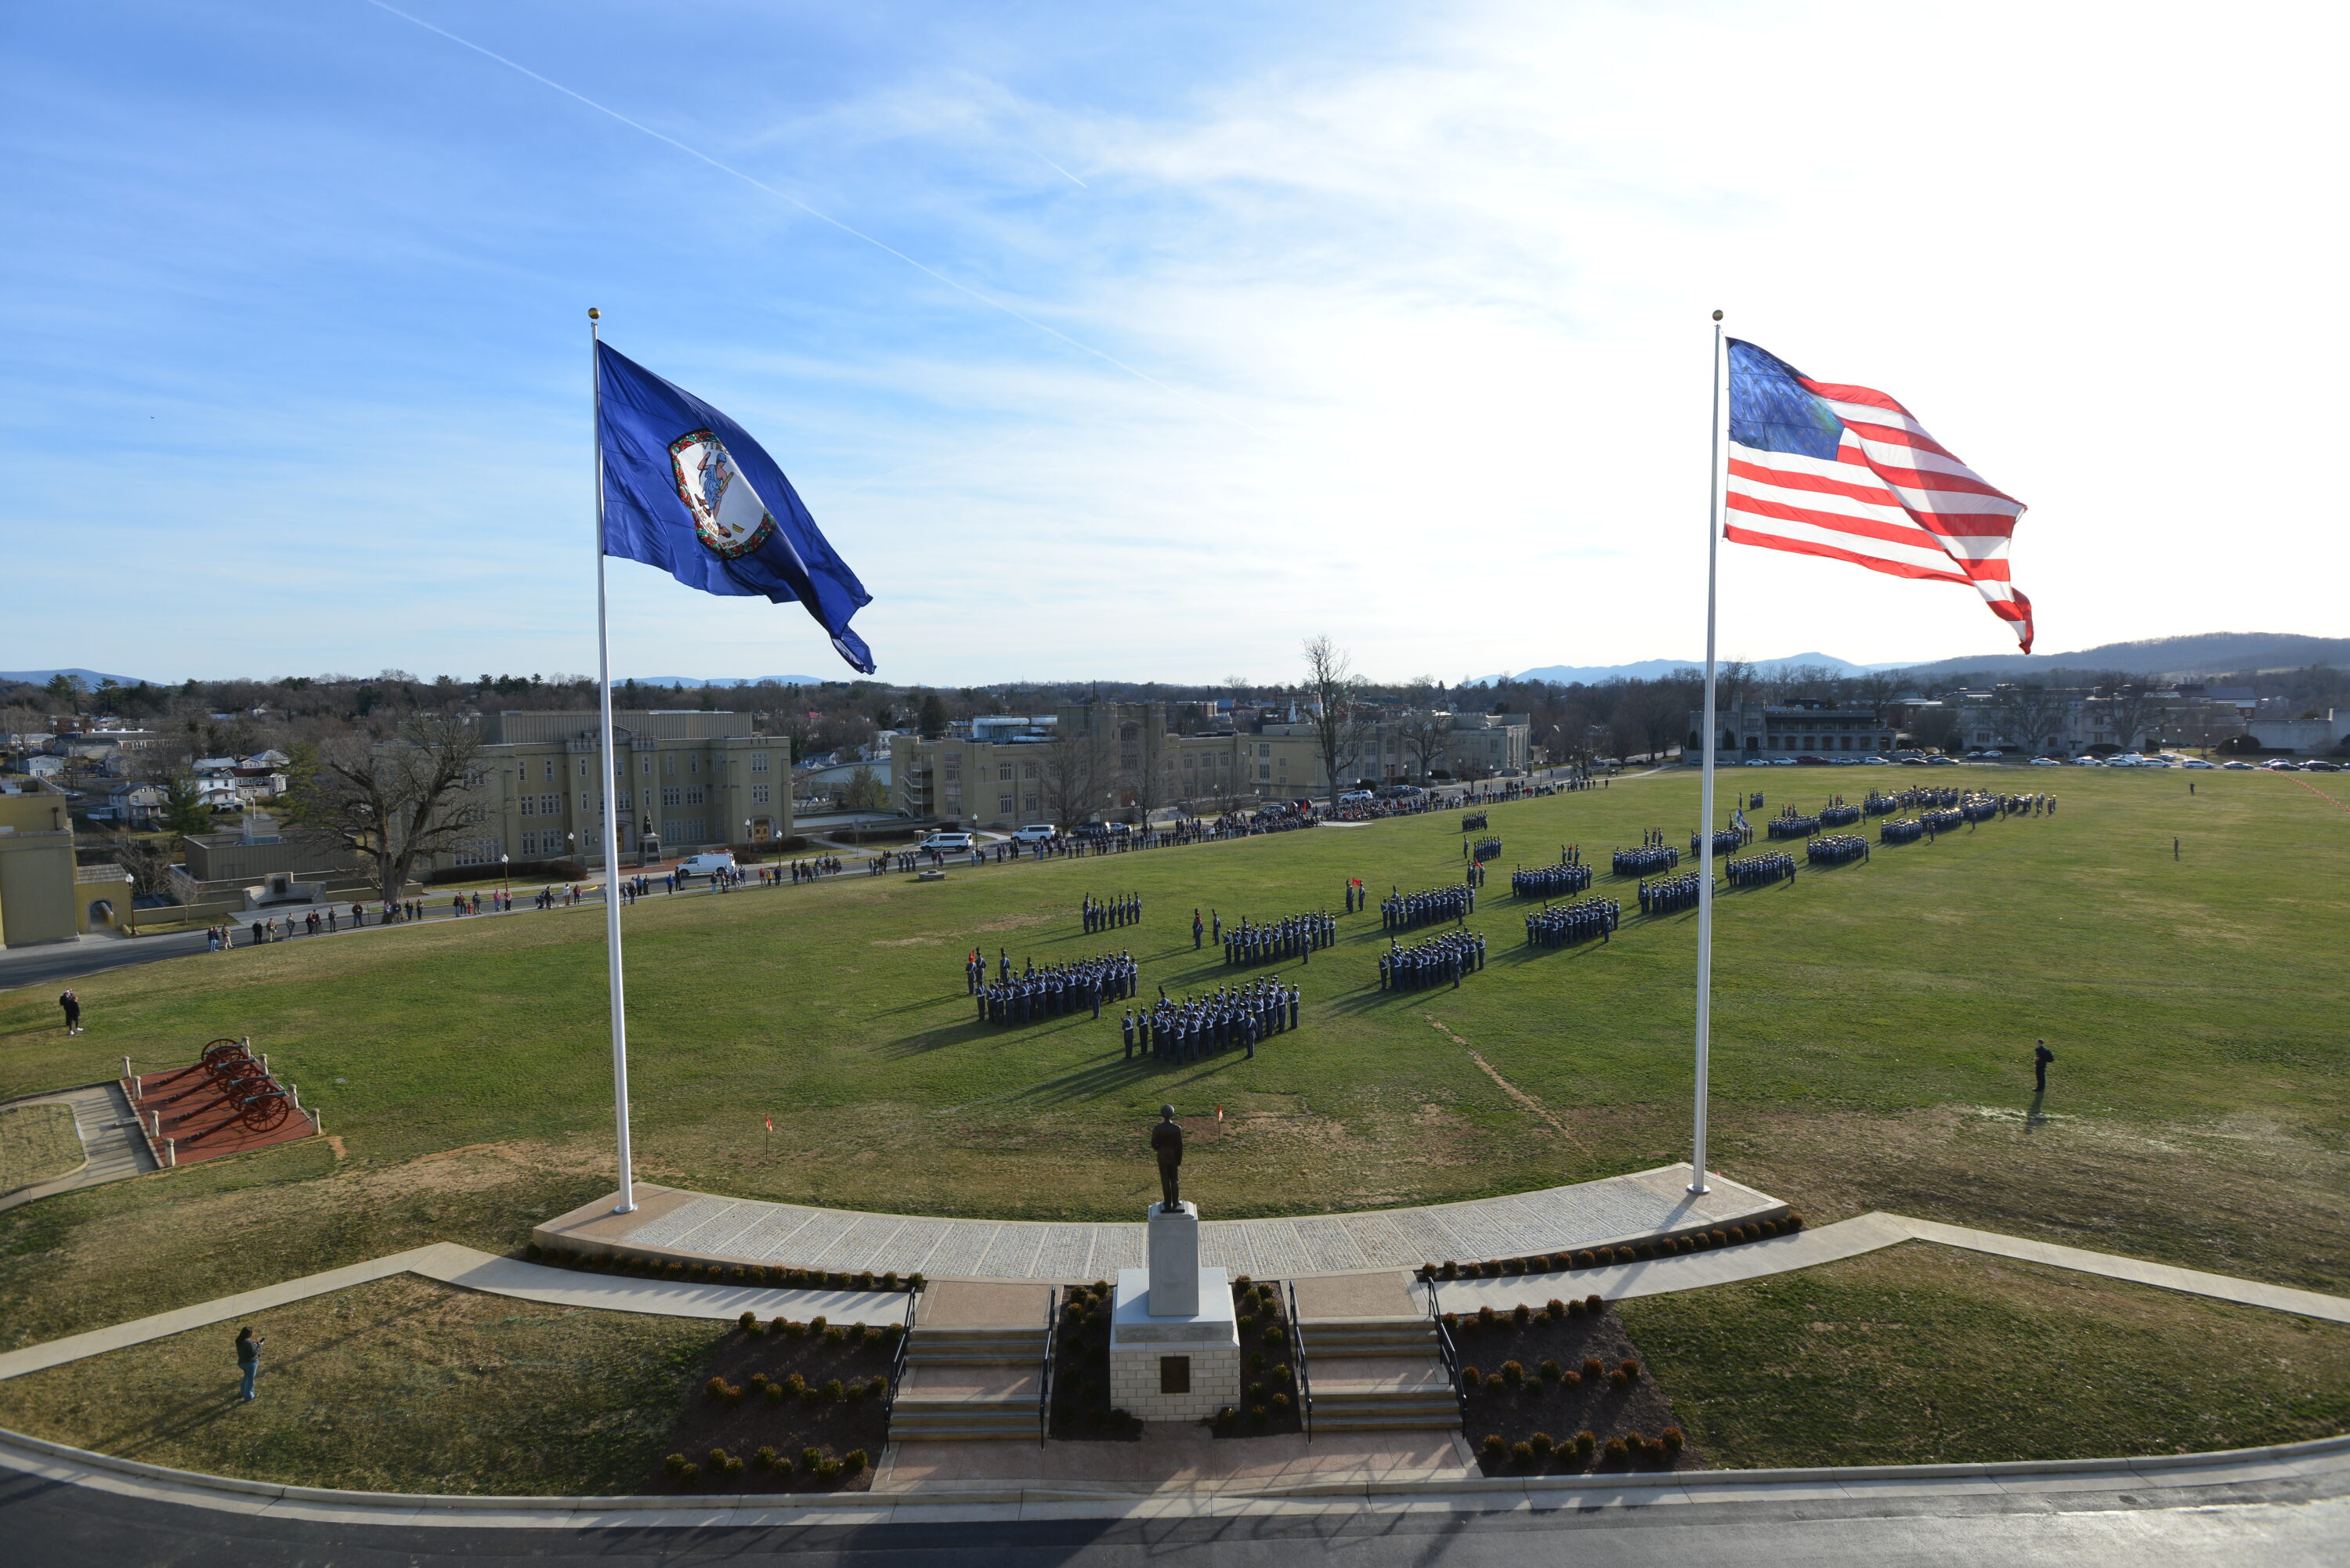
left=904, top=1327, right=1048, bottom=1365
left=1300, top=1317, right=1441, bottom=1357
left=1307, top=1388, right=1462, bottom=1432
left=887, top=1400, right=1039, bottom=1440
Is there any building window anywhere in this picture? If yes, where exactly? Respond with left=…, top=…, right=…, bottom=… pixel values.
left=685, top=786, right=705, bottom=806
left=1023, top=791, right=1039, bottom=812
left=1000, top=793, right=1014, bottom=813
left=750, top=753, right=769, bottom=772
left=945, top=768, right=959, bottom=782
left=689, top=757, right=699, bottom=775
left=666, top=756, right=676, bottom=777
left=999, top=764, right=1013, bottom=782
left=662, top=786, right=682, bottom=807
left=750, top=783, right=770, bottom=804
left=615, top=790, right=631, bottom=812
left=1024, top=763, right=1039, bottom=780
left=577, top=757, right=588, bottom=778
left=1259, top=764, right=1271, bottom=781
left=642, top=757, right=653, bottom=775
left=521, top=832, right=538, bottom=856
left=519, top=797, right=535, bottom=818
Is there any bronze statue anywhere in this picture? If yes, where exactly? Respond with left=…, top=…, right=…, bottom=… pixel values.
left=1150, top=1104, right=1184, bottom=1212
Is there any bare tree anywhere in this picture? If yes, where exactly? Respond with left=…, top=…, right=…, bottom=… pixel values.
left=284, top=713, right=490, bottom=901
left=2095, top=683, right=2164, bottom=752
left=1396, top=677, right=1453, bottom=780
left=1040, top=722, right=1110, bottom=828
left=1301, top=636, right=1366, bottom=809
left=1993, top=683, right=2071, bottom=754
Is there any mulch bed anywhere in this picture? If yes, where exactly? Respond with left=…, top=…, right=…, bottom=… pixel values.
left=1449, top=1298, right=1705, bottom=1475
left=1048, top=1281, right=1140, bottom=1442
left=1216, top=1277, right=1303, bottom=1439
left=644, top=1319, right=898, bottom=1492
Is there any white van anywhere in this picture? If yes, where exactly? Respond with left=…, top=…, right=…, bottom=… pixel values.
left=920, top=831, right=976, bottom=851
left=1010, top=824, right=1058, bottom=843
left=676, top=852, right=736, bottom=876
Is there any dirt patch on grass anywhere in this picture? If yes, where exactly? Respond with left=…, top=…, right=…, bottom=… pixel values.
left=869, top=937, right=943, bottom=947
left=971, top=914, right=1052, bottom=934
left=0, top=1274, right=720, bottom=1494
left=347, top=1140, right=606, bottom=1201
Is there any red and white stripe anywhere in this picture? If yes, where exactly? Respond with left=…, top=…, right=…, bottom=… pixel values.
left=1726, top=378, right=2033, bottom=651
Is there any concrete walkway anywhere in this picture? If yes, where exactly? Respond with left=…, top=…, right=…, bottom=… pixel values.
left=536, top=1164, right=1786, bottom=1284
left=0, top=1244, right=909, bottom=1384
left=1430, top=1211, right=2350, bottom=1325
left=0, top=1082, right=153, bottom=1212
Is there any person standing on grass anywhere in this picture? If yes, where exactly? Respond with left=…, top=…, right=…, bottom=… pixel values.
left=2034, top=1039, right=2055, bottom=1093
left=234, top=1326, right=264, bottom=1402
left=59, top=989, right=81, bottom=1035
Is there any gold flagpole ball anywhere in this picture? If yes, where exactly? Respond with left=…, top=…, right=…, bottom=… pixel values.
left=1712, top=309, right=1723, bottom=321
left=588, top=307, right=601, bottom=320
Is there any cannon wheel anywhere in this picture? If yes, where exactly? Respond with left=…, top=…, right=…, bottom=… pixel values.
left=200, top=1038, right=248, bottom=1068
left=238, top=1091, right=291, bottom=1132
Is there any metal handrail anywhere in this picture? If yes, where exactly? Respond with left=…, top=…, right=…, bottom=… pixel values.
left=1285, top=1279, right=1314, bottom=1443
left=1036, top=1284, right=1060, bottom=1447
left=1426, top=1277, right=1467, bottom=1425
left=880, top=1286, right=918, bottom=1429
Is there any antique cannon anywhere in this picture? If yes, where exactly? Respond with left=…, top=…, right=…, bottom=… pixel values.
left=233, top=1084, right=292, bottom=1132
left=201, top=1040, right=256, bottom=1078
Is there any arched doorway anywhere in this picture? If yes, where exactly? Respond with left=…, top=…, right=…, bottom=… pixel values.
left=87, top=898, right=114, bottom=930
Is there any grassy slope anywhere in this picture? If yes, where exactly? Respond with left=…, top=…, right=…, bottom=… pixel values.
left=1619, top=1241, right=2350, bottom=1467
left=0, top=1274, right=721, bottom=1494
left=0, top=1104, right=84, bottom=1193
left=1, top=768, right=2344, bottom=1348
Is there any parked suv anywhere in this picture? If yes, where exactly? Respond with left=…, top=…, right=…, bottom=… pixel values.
left=1010, top=823, right=1058, bottom=843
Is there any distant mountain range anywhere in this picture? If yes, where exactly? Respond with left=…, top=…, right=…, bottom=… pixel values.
left=619, top=675, right=827, bottom=688
left=0, top=668, right=154, bottom=687
left=1477, top=633, right=2350, bottom=687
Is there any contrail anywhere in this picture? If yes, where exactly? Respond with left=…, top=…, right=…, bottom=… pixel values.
left=363, top=0, right=1261, bottom=436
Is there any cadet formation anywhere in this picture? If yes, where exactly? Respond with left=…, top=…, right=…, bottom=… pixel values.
left=1124, top=979, right=1300, bottom=1063
left=1379, top=930, right=1486, bottom=990
left=971, top=950, right=1138, bottom=1025
left=1723, top=850, right=1796, bottom=888
left=1639, top=869, right=1707, bottom=916
left=1807, top=833, right=1868, bottom=865
left=1381, top=883, right=1475, bottom=931
left=1223, top=911, right=1336, bottom=966
left=1081, top=892, right=1142, bottom=934
left=1612, top=831, right=1679, bottom=876
left=1511, top=854, right=1593, bottom=898
left=1525, top=896, right=1619, bottom=948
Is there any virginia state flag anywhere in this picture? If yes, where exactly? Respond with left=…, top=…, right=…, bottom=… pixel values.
left=596, top=343, right=875, bottom=672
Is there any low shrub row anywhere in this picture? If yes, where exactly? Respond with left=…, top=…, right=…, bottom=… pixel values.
left=663, top=1444, right=870, bottom=1486
left=1444, top=1295, right=1603, bottom=1335
left=1417, top=1214, right=1802, bottom=1281
left=734, top=1310, right=905, bottom=1346
left=709, top=1367, right=892, bottom=1405
left=1459, top=1353, right=1640, bottom=1396
left=1480, top=1426, right=1683, bottom=1469
left=523, top=1241, right=924, bottom=1294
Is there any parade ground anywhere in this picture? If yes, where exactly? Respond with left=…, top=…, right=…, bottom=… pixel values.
left=0, top=764, right=2345, bottom=1499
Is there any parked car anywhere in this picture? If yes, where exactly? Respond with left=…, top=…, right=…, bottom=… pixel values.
left=2306, top=761, right=2342, bottom=771
left=676, top=851, right=737, bottom=876
left=2030, top=757, right=2061, bottom=767
left=2262, top=760, right=2301, bottom=772
left=1338, top=790, right=1375, bottom=804
left=1925, top=756, right=1957, bottom=766
left=2223, top=761, right=2255, bottom=770
left=920, top=831, right=975, bottom=851
left=2070, top=757, right=2102, bottom=766
left=1742, top=757, right=1770, bottom=767
left=1010, top=823, right=1058, bottom=843
left=2182, top=758, right=2217, bottom=769
left=1861, top=756, right=1890, bottom=765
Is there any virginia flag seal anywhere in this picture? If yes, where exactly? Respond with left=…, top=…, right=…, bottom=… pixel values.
left=597, top=342, right=875, bottom=673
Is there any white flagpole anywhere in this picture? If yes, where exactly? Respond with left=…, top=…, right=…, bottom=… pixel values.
left=589, top=306, right=637, bottom=1215
left=1691, top=310, right=1727, bottom=1197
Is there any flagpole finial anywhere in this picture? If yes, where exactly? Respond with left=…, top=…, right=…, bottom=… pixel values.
left=1712, top=309, right=1723, bottom=322
left=588, top=307, right=601, bottom=320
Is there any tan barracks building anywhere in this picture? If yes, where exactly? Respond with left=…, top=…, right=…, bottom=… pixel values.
left=433, top=711, right=792, bottom=870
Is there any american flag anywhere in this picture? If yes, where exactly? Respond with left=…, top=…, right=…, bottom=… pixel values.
left=1724, top=339, right=2032, bottom=651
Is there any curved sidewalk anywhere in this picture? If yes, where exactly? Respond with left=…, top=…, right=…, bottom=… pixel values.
left=532, top=1163, right=1785, bottom=1283
left=0, top=1244, right=906, bottom=1385
left=1429, top=1211, right=2350, bottom=1324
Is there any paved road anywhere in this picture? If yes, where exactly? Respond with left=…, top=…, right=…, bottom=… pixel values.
left=0, top=931, right=211, bottom=993
left=2, top=1461, right=2339, bottom=1566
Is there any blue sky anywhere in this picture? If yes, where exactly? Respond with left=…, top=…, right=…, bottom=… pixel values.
left=5, top=2, right=2343, bottom=686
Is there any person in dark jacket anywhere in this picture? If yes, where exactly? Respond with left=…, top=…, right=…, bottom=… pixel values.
left=235, top=1325, right=265, bottom=1401
left=2034, top=1039, right=2055, bottom=1093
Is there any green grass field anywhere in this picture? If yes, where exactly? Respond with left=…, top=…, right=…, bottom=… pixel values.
left=3, top=766, right=2345, bottom=1356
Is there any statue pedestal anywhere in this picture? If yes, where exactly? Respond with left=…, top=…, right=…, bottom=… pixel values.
left=1108, top=1265, right=1238, bottom=1424
left=1146, top=1200, right=1201, bottom=1317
